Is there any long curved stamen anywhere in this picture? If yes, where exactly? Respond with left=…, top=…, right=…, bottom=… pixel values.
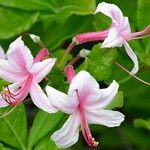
left=1, top=75, right=33, bottom=105
left=76, top=90, right=99, bottom=147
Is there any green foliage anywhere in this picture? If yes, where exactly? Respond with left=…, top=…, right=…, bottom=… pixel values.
left=78, top=44, right=117, bottom=81
left=0, top=0, right=149, bottom=150
left=134, top=118, right=150, bottom=131
left=0, top=104, right=27, bottom=150
left=106, top=91, right=123, bottom=109
left=28, top=111, right=64, bottom=150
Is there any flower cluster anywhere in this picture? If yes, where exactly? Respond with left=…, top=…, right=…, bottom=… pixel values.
left=0, top=2, right=149, bottom=149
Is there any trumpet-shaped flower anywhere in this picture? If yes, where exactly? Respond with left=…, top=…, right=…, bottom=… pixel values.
left=45, top=65, right=124, bottom=148
left=0, top=37, right=57, bottom=113
left=73, top=2, right=150, bottom=74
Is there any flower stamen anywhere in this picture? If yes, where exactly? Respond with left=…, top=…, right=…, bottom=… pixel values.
left=76, top=89, right=99, bottom=147
left=1, top=75, right=33, bottom=105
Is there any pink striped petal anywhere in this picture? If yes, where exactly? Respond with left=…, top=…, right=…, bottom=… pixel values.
left=95, top=2, right=124, bottom=26
left=85, top=80, right=119, bottom=110
left=45, top=86, right=76, bottom=114
left=86, top=109, right=124, bottom=127
left=30, top=82, right=57, bottom=113
left=30, top=58, right=56, bottom=83
left=102, top=27, right=124, bottom=47
left=68, top=71, right=101, bottom=106
left=7, top=37, right=33, bottom=71
left=51, top=113, right=79, bottom=148
left=0, top=59, right=27, bottom=82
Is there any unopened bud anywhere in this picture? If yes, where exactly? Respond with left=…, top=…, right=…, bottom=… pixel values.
left=29, top=34, right=41, bottom=43
left=79, top=49, right=91, bottom=58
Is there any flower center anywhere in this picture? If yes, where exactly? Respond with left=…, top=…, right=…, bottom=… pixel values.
left=1, top=75, right=33, bottom=106
left=76, top=89, right=99, bottom=147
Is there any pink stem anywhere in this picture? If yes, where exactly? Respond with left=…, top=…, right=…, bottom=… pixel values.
left=131, top=24, right=150, bottom=38
left=74, top=30, right=109, bottom=44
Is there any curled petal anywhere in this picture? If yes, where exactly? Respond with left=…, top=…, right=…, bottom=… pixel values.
left=86, top=109, right=124, bottom=127
left=69, top=71, right=100, bottom=106
left=45, top=86, right=76, bottom=114
left=124, top=42, right=139, bottom=74
left=0, top=59, right=27, bottom=83
left=30, top=82, right=57, bottom=113
left=95, top=2, right=124, bottom=26
left=51, top=113, right=80, bottom=148
left=7, top=36, right=33, bottom=71
left=30, top=58, right=56, bottom=83
left=102, top=27, right=124, bottom=47
left=0, top=46, right=6, bottom=59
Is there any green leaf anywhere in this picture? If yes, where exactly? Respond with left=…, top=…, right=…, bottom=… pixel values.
left=0, top=7, right=39, bottom=39
left=134, top=118, right=150, bottom=131
left=41, top=15, right=95, bottom=50
left=28, top=110, right=64, bottom=150
left=106, top=91, right=123, bottom=109
left=0, top=104, right=27, bottom=150
left=78, top=44, right=118, bottom=81
left=0, top=79, right=9, bottom=91
left=0, top=143, right=15, bottom=150
left=34, top=137, right=69, bottom=150
left=0, top=0, right=54, bottom=12
left=137, top=0, right=150, bottom=28
left=54, top=0, right=96, bottom=23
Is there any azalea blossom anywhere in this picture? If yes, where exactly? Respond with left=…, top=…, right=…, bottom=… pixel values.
left=72, top=2, right=150, bottom=74
left=0, top=46, right=6, bottom=59
left=0, top=37, right=57, bottom=113
left=45, top=65, right=125, bottom=148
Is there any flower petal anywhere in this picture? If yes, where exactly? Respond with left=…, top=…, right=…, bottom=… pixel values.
left=30, top=58, right=56, bottom=83
left=0, top=96, right=9, bottom=108
left=68, top=71, right=101, bottom=106
left=7, top=37, right=33, bottom=71
left=45, top=86, right=76, bottom=114
left=102, top=27, right=124, bottom=47
left=85, top=80, right=119, bottom=110
left=30, top=82, right=57, bottom=113
left=99, top=80, right=119, bottom=107
left=95, top=2, right=124, bottom=28
left=0, top=46, right=6, bottom=59
left=124, top=42, right=139, bottom=74
left=51, top=113, right=80, bottom=148
left=0, top=59, right=27, bottom=82
left=86, top=109, right=124, bottom=127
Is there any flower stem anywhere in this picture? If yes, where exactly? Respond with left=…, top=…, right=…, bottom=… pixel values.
left=68, top=54, right=80, bottom=66
left=59, top=42, right=76, bottom=68
left=115, top=61, right=150, bottom=86
left=0, top=106, right=17, bottom=118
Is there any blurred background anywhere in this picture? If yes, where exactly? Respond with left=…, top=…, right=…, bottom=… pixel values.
left=0, top=0, right=150, bottom=150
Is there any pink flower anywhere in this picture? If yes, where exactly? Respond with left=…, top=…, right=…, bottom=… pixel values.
left=0, top=46, right=6, bottom=59
left=45, top=65, right=124, bottom=148
left=73, top=2, right=150, bottom=74
left=0, top=37, right=57, bottom=113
